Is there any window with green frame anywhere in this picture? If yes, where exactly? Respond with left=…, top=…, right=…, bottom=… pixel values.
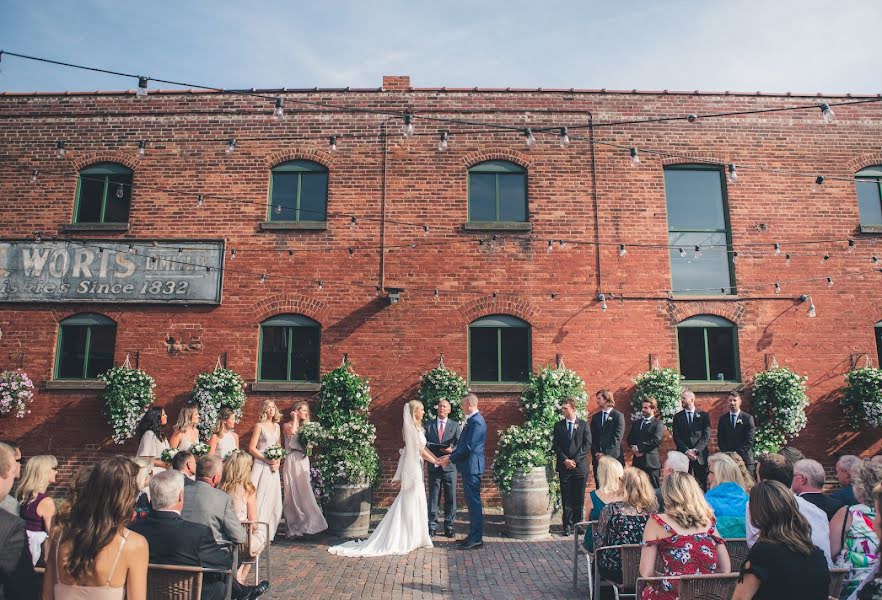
left=663, top=166, right=734, bottom=294
left=74, top=163, right=133, bottom=223
left=258, top=314, right=321, bottom=382
left=468, top=161, right=527, bottom=222
left=55, top=313, right=116, bottom=379
left=856, top=166, right=882, bottom=226
left=269, top=161, right=328, bottom=222
left=677, top=315, right=739, bottom=382
left=469, top=315, right=530, bottom=383
left=876, top=321, right=882, bottom=369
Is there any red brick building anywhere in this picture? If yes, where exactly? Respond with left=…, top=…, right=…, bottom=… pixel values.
left=1, top=75, right=880, bottom=503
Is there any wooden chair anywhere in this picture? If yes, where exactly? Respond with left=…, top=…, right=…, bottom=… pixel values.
left=724, top=538, right=748, bottom=572
left=594, top=543, right=642, bottom=600
left=828, top=567, right=850, bottom=598
left=573, top=520, right=596, bottom=596
left=147, top=544, right=237, bottom=600
left=238, top=520, right=271, bottom=586
left=636, top=573, right=739, bottom=600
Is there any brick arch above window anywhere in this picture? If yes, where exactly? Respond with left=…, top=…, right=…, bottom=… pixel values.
left=71, top=152, right=139, bottom=172
left=51, top=309, right=122, bottom=325
left=664, top=301, right=744, bottom=327
left=263, top=149, right=335, bottom=170
left=462, top=149, right=532, bottom=170
left=251, top=294, right=329, bottom=325
left=661, top=154, right=727, bottom=168
left=456, top=294, right=539, bottom=326
left=847, top=153, right=882, bottom=173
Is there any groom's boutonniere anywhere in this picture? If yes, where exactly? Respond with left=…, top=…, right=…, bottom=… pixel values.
left=736, top=418, right=743, bottom=426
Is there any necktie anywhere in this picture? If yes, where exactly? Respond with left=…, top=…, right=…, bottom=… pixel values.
left=641, top=419, right=648, bottom=430
left=601, top=412, right=607, bottom=427
left=687, top=412, right=693, bottom=426
left=567, top=421, right=573, bottom=438
left=439, top=420, right=445, bottom=441
left=731, top=413, right=736, bottom=428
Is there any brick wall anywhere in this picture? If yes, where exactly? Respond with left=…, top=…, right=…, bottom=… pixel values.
left=0, top=84, right=880, bottom=505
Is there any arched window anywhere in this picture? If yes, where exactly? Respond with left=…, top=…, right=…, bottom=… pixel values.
left=677, top=315, right=739, bottom=382
left=856, top=166, right=882, bottom=228
left=74, top=163, right=133, bottom=224
left=468, top=161, right=527, bottom=223
left=55, top=313, right=116, bottom=379
left=258, top=314, right=321, bottom=382
left=876, top=321, right=882, bottom=369
left=269, top=161, right=328, bottom=222
left=469, top=315, right=530, bottom=383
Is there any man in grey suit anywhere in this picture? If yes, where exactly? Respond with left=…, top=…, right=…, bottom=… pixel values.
left=425, top=399, right=461, bottom=538
left=0, top=441, right=38, bottom=600
left=182, top=454, right=246, bottom=545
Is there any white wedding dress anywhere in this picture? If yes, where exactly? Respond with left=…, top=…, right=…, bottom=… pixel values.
left=328, top=404, right=432, bottom=557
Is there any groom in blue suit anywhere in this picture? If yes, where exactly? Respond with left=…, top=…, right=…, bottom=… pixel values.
left=440, top=393, right=486, bottom=549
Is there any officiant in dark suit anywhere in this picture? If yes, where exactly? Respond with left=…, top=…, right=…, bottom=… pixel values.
left=627, top=398, right=665, bottom=488
left=425, top=399, right=461, bottom=538
left=672, top=389, right=711, bottom=489
left=590, top=389, right=625, bottom=488
left=552, top=398, right=591, bottom=536
left=717, top=391, right=756, bottom=476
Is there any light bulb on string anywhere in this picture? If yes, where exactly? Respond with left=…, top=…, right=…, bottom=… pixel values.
left=56, top=141, right=66, bottom=157
left=785, top=253, right=792, bottom=266
left=619, top=244, right=627, bottom=257
left=30, top=169, right=38, bottom=182
left=350, top=215, right=357, bottom=229
left=438, top=130, right=448, bottom=152
left=547, top=240, right=554, bottom=253
left=348, top=247, right=355, bottom=259
left=819, top=103, right=834, bottom=123
left=273, top=98, right=285, bottom=118
left=402, top=113, right=414, bottom=137
left=629, top=147, right=640, bottom=166
left=317, top=280, right=324, bottom=290
left=693, top=245, right=702, bottom=258
left=559, top=127, right=569, bottom=147
left=137, top=140, right=146, bottom=157
left=732, top=251, right=738, bottom=263
left=225, top=139, right=237, bottom=154
left=196, top=195, right=205, bottom=207
left=822, top=253, right=830, bottom=263
left=550, top=292, right=557, bottom=300
left=288, top=249, right=294, bottom=257
left=815, top=175, right=825, bottom=185
left=827, top=277, right=833, bottom=288
left=727, top=163, right=738, bottom=183
left=274, top=204, right=282, bottom=215
left=558, top=240, right=566, bottom=250
left=33, top=231, right=42, bottom=243
left=423, top=224, right=429, bottom=237
left=774, top=282, right=781, bottom=294
left=433, top=289, right=439, bottom=302
left=136, top=76, right=148, bottom=97
left=115, top=183, right=125, bottom=199
left=873, top=256, right=880, bottom=264
left=524, top=128, right=535, bottom=147
left=848, top=239, right=855, bottom=252
left=678, top=247, right=686, bottom=258
left=259, top=273, right=267, bottom=284
left=329, top=136, right=337, bottom=152
left=774, top=242, right=781, bottom=256
left=598, top=293, right=608, bottom=311
left=230, top=249, right=237, bottom=259
left=177, top=247, right=183, bottom=254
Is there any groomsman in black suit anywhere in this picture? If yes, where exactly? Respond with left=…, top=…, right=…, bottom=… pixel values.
left=672, top=389, right=711, bottom=489
left=590, top=389, right=625, bottom=487
left=425, top=399, right=461, bottom=538
left=717, top=391, right=756, bottom=476
left=627, top=398, right=665, bottom=488
left=552, top=398, right=591, bottom=536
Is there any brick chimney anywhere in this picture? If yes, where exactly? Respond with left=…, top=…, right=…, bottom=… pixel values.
left=382, top=75, right=411, bottom=91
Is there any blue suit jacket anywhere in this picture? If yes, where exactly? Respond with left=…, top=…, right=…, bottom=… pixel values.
left=449, top=412, right=486, bottom=475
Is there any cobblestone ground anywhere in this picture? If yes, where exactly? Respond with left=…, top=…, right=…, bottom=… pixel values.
left=253, top=510, right=590, bottom=599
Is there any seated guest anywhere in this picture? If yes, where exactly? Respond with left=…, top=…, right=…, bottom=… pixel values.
left=655, top=451, right=690, bottom=513
left=583, top=456, right=625, bottom=551
left=172, top=450, right=197, bottom=484
left=830, top=461, right=882, bottom=599
left=594, top=467, right=657, bottom=583
left=850, top=481, right=882, bottom=600
left=16, top=454, right=57, bottom=565
left=0, top=440, right=22, bottom=516
left=746, top=453, right=832, bottom=566
left=779, top=446, right=805, bottom=465
left=725, top=451, right=756, bottom=490
left=54, top=465, right=94, bottom=532
left=732, top=480, right=830, bottom=599
left=221, top=451, right=265, bottom=582
left=640, top=472, right=730, bottom=600
left=44, top=456, right=149, bottom=600
left=833, top=455, right=862, bottom=507
left=129, top=470, right=268, bottom=600
left=792, top=458, right=844, bottom=520
left=0, top=442, right=38, bottom=600
left=132, top=457, right=153, bottom=521
left=705, top=452, right=750, bottom=538
left=182, top=455, right=247, bottom=545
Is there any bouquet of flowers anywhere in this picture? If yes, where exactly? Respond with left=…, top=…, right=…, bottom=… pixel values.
left=263, top=445, right=287, bottom=461
left=0, top=369, right=35, bottom=419
left=160, top=448, right=179, bottom=463
left=190, top=442, right=210, bottom=457
left=298, top=422, right=324, bottom=456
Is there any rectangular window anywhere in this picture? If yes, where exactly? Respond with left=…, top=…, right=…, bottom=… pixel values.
left=468, top=161, right=528, bottom=223
left=259, top=326, right=320, bottom=381
left=469, top=324, right=530, bottom=383
left=56, top=324, right=116, bottom=379
left=677, top=325, right=738, bottom=382
left=857, top=178, right=882, bottom=226
left=664, top=167, right=734, bottom=294
left=269, top=170, right=328, bottom=222
left=75, top=169, right=133, bottom=224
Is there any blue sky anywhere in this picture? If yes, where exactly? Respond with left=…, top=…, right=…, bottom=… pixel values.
left=2, top=0, right=880, bottom=95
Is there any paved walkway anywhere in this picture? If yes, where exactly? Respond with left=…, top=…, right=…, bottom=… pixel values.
left=260, top=511, right=590, bottom=599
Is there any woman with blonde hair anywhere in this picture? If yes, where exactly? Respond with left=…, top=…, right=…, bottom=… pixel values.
left=169, top=405, right=200, bottom=451
left=583, top=456, right=625, bottom=551
left=282, top=401, right=327, bottom=538
left=640, top=471, right=730, bottom=600
left=725, top=451, right=756, bottom=490
left=221, top=450, right=263, bottom=582
left=17, top=454, right=58, bottom=564
left=594, top=466, right=657, bottom=583
left=248, top=399, right=283, bottom=542
left=208, top=407, right=239, bottom=459
left=131, top=457, right=153, bottom=521
left=830, top=461, right=882, bottom=598
left=704, top=452, right=749, bottom=538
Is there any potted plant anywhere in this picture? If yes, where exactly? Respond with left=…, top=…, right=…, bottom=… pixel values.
left=417, top=363, right=468, bottom=423
left=841, top=366, right=882, bottom=429
left=100, top=363, right=155, bottom=444
left=751, top=367, right=809, bottom=455
left=0, top=369, right=35, bottom=419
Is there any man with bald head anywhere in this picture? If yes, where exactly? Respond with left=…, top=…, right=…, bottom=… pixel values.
left=672, top=389, right=711, bottom=489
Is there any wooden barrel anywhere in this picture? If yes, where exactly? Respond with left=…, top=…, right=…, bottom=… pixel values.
left=501, top=466, right=551, bottom=539
left=324, top=482, right=372, bottom=538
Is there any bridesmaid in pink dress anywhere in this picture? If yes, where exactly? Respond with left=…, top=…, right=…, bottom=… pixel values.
left=282, top=401, right=327, bottom=538
left=247, top=400, right=283, bottom=541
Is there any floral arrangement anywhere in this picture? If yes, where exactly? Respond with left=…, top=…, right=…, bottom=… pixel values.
left=160, top=448, right=179, bottom=463
left=298, top=422, right=324, bottom=456
left=417, top=365, right=469, bottom=423
left=100, top=365, right=156, bottom=444
left=191, top=367, right=246, bottom=439
left=0, top=369, right=34, bottom=419
left=632, top=367, right=682, bottom=430
left=309, top=466, right=323, bottom=503
left=841, top=367, right=882, bottom=429
left=311, top=364, right=380, bottom=498
left=190, top=442, right=210, bottom=457
left=263, top=445, right=287, bottom=461
left=751, top=367, right=809, bottom=455
left=520, top=366, right=588, bottom=429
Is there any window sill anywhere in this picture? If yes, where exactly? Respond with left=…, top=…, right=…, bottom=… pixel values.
left=61, top=222, right=130, bottom=232
left=670, top=295, right=741, bottom=301
left=251, top=381, right=321, bottom=392
left=683, top=382, right=743, bottom=393
left=462, top=222, right=532, bottom=232
left=44, top=380, right=106, bottom=391
left=259, top=221, right=327, bottom=231
left=860, top=224, right=882, bottom=234
left=469, top=383, right=529, bottom=393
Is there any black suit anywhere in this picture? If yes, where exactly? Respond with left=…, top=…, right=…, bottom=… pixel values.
left=590, top=409, right=625, bottom=487
left=717, top=411, right=756, bottom=474
left=0, top=510, right=38, bottom=600
left=799, top=492, right=844, bottom=521
left=627, top=417, right=665, bottom=488
left=672, top=409, right=711, bottom=489
left=128, top=510, right=235, bottom=600
left=552, top=418, right=591, bottom=529
left=424, top=418, right=461, bottom=533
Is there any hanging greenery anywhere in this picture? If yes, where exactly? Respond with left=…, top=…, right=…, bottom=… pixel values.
left=0, top=369, right=35, bottom=419
left=841, top=367, right=882, bottom=429
left=190, top=367, right=246, bottom=439
left=751, top=367, right=809, bottom=455
left=632, top=367, right=682, bottom=430
left=311, top=364, right=380, bottom=499
left=417, top=364, right=469, bottom=423
left=100, top=365, right=156, bottom=444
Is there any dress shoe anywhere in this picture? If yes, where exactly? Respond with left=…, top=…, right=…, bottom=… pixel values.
left=241, top=580, right=270, bottom=600
left=562, top=526, right=573, bottom=537
left=462, top=540, right=484, bottom=550
left=456, top=538, right=472, bottom=547
left=444, top=528, right=455, bottom=538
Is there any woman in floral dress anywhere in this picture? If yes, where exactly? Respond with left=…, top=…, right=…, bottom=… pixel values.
left=639, top=472, right=730, bottom=600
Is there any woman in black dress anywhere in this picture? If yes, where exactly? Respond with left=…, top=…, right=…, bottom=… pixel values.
left=732, top=480, right=829, bottom=599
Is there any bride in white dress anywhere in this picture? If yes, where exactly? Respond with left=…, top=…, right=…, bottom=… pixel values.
left=328, top=400, right=440, bottom=557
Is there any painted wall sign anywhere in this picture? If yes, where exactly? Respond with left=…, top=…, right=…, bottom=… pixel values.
left=0, top=240, right=224, bottom=304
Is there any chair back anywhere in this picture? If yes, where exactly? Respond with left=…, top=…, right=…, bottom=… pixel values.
left=619, top=544, right=644, bottom=588
left=828, top=567, right=849, bottom=598
left=724, top=538, right=748, bottom=572
left=679, top=573, right=740, bottom=600
left=146, top=564, right=204, bottom=600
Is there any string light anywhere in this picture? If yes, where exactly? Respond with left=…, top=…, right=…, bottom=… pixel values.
left=727, top=163, right=738, bottom=183
left=774, top=243, right=781, bottom=256
left=873, top=256, right=880, bottom=264
left=693, top=245, right=702, bottom=258
left=687, top=114, right=698, bottom=123
left=786, top=253, right=792, bottom=266
left=559, top=127, right=569, bottom=147
left=259, top=272, right=267, bottom=284
left=137, top=140, right=146, bottom=157
left=438, top=130, right=448, bottom=152
left=559, top=240, right=566, bottom=249
left=629, top=147, right=640, bottom=166
left=273, top=98, right=284, bottom=118
left=30, top=169, right=38, bottom=182
left=597, top=293, right=608, bottom=311
left=115, top=183, right=125, bottom=199
left=33, top=231, right=42, bottom=243
left=136, top=76, right=148, bottom=97
left=403, top=113, right=414, bottom=137
left=822, top=253, right=830, bottom=262
left=423, top=224, right=430, bottom=236
left=827, top=277, right=833, bottom=287
left=547, top=240, right=554, bottom=253
left=678, top=247, right=687, bottom=257
left=329, top=136, right=337, bottom=151
left=550, top=292, right=557, bottom=299
left=819, top=103, right=834, bottom=123
left=433, top=289, right=439, bottom=302
left=732, top=251, right=738, bottom=263
left=524, top=128, right=535, bottom=147
left=196, top=195, right=205, bottom=207
left=230, top=249, right=237, bottom=259
left=815, top=175, right=825, bottom=185
left=225, top=139, right=237, bottom=154
left=774, top=282, right=781, bottom=294
left=274, top=204, right=282, bottom=215
left=848, top=239, right=855, bottom=252
left=317, top=279, right=324, bottom=290
left=801, top=294, right=817, bottom=318
left=348, top=247, right=355, bottom=258
left=55, top=141, right=66, bottom=157
left=350, top=215, right=357, bottom=229
left=619, top=244, right=627, bottom=257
